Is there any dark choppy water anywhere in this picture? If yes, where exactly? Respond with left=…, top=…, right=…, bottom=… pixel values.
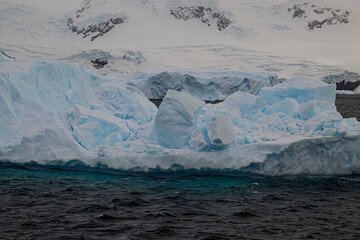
left=1, top=167, right=360, bottom=239
left=336, top=94, right=360, bottom=121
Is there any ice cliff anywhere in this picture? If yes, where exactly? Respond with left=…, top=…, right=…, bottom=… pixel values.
left=120, top=71, right=279, bottom=100
left=1, top=57, right=360, bottom=176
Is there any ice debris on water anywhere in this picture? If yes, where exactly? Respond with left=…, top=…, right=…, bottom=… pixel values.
left=0, top=57, right=360, bottom=175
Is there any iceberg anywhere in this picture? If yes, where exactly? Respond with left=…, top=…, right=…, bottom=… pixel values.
left=0, top=58, right=360, bottom=176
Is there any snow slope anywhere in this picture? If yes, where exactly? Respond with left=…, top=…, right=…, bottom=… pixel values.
left=0, top=0, right=359, bottom=78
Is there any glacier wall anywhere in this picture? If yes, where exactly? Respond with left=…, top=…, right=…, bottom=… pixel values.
left=0, top=60, right=100, bottom=152
left=1, top=58, right=360, bottom=176
left=117, top=71, right=279, bottom=100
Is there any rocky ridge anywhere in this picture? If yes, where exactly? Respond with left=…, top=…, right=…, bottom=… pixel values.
left=67, top=0, right=125, bottom=41
left=170, top=6, right=231, bottom=31
left=288, top=3, right=350, bottom=30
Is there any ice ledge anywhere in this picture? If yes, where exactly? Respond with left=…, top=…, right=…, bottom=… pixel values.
left=2, top=135, right=360, bottom=177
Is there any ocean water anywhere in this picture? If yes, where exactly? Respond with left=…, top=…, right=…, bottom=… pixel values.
left=1, top=166, right=360, bottom=239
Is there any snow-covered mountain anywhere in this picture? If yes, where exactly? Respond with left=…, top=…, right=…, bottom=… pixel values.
left=0, top=0, right=359, bottom=79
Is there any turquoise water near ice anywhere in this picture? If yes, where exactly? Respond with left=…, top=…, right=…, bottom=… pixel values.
left=1, top=166, right=360, bottom=239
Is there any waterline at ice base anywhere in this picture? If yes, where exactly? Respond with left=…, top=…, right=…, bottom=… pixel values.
left=1, top=57, right=360, bottom=176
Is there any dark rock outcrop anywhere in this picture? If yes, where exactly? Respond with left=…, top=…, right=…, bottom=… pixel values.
left=91, top=58, right=108, bottom=69
left=335, top=80, right=360, bottom=91
left=68, top=0, right=125, bottom=41
left=170, top=6, right=231, bottom=31
left=323, top=71, right=360, bottom=91
left=68, top=17, right=124, bottom=41
left=288, top=3, right=350, bottom=30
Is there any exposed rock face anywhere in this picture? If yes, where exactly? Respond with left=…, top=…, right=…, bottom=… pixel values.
left=323, top=71, right=360, bottom=91
left=91, top=58, right=108, bottom=69
left=68, top=17, right=124, bottom=41
left=170, top=6, right=231, bottom=31
left=67, top=0, right=125, bottom=41
left=288, top=3, right=350, bottom=30
left=335, top=81, right=360, bottom=91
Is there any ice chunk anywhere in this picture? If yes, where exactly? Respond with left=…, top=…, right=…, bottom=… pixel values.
left=67, top=83, right=157, bottom=152
left=299, top=100, right=336, bottom=120
left=1, top=58, right=360, bottom=176
left=67, top=105, right=131, bottom=151
left=90, top=83, right=157, bottom=124
left=271, top=98, right=300, bottom=117
left=0, top=129, right=90, bottom=162
left=260, top=76, right=336, bottom=105
left=188, top=128, right=211, bottom=151
left=258, top=135, right=360, bottom=176
left=222, top=91, right=267, bottom=120
left=153, top=90, right=205, bottom=148
left=306, top=111, right=343, bottom=135
left=345, top=118, right=360, bottom=134
left=207, top=114, right=236, bottom=148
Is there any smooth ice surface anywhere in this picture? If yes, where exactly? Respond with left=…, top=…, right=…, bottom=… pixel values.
left=260, top=77, right=336, bottom=105
left=153, top=90, right=205, bottom=149
left=257, top=135, right=360, bottom=176
left=207, top=114, right=236, bottom=148
left=1, top=59, right=360, bottom=176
